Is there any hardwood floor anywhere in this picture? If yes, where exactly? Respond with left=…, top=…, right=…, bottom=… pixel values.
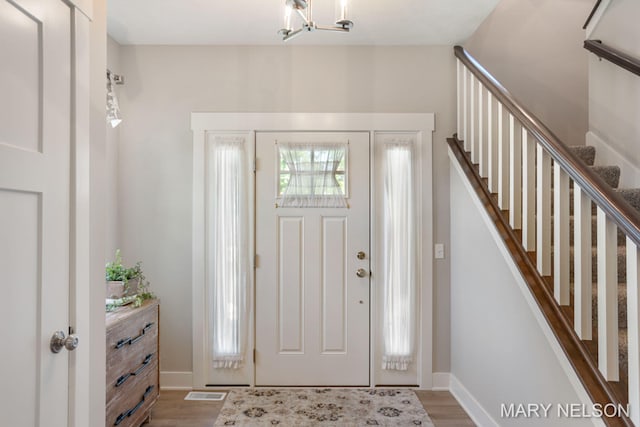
left=145, top=389, right=475, bottom=427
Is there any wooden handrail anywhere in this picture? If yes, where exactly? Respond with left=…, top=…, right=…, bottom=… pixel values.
left=454, top=45, right=640, bottom=248
left=584, top=39, right=640, bottom=78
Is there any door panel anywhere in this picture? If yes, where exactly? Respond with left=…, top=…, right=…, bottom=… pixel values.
left=278, top=216, right=305, bottom=353
left=255, top=132, right=370, bottom=386
left=0, top=0, right=72, bottom=425
left=0, top=0, right=40, bottom=152
left=0, top=190, right=40, bottom=426
left=321, top=217, right=347, bottom=353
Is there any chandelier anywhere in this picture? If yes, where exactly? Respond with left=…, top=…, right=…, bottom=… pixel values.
left=278, top=0, right=353, bottom=42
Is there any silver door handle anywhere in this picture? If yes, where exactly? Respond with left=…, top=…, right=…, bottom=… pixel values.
left=50, top=331, right=79, bottom=353
left=356, top=268, right=368, bottom=278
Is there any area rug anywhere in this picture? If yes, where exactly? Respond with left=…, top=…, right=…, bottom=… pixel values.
left=214, top=388, right=434, bottom=426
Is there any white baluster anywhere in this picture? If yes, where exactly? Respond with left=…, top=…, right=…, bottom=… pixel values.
left=470, top=74, right=476, bottom=163
left=627, top=238, right=640, bottom=425
left=462, top=66, right=468, bottom=149
left=597, top=208, right=619, bottom=381
left=497, top=103, right=510, bottom=210
left=536, top=147, right=551, bottom=276
left=457, top=59, right=462, bottom=140
left=521, top=130, right=535, bottom=251
left=509, top=115, right=522, bottom=229
left=573, top=184, right=592, bottom=340
left=553, top=164, right=570, bottom=305
left=478, top=83, right=486, bottom=177
left=487, top=92, right=497, bottom=193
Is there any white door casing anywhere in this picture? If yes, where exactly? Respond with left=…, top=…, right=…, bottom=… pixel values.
left=0, top=0, right=90, bottom=425
left=255, top=132, right=370, bottom=386
left=191, top=113, right=434, bottom=389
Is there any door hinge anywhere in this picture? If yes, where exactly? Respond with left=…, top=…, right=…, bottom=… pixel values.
left=254, top=254, right=259, bottom=269
left=253, top=349, right=256, bottom=363
left=253, top=158, right=257, bottom=172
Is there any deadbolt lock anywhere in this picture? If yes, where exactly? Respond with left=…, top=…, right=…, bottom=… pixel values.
left=356, top=251, right=366, bottom=260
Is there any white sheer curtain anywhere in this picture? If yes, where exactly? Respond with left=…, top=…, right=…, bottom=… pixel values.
left=278, top=143, right=347, bottom=208
left=208, top=135, right=249, bottom=369
left=382, top=139, right=416, bottom=371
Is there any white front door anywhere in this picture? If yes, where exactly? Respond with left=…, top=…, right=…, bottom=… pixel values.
left=255, top=132, right=370, bottom=386
left=0, top=0, right=74, bottom=425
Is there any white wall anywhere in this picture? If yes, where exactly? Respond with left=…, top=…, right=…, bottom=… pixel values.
left=588, top=0, right=640, bottom=176
left=115, top=45, right=456, bottom=377
left=449, top=156, right=595, bottom=426
left=106, top=36, right=121, bottom=257
left=464, top=0, right=593, bottom=147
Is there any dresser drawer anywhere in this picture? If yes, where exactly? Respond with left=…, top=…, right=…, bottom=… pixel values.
left=106, top=359, right=158, bottom=427
left=107, top=351, right=158, bottom=405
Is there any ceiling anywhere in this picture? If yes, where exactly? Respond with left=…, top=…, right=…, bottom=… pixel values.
left=107, top=0, right=501, bottom=46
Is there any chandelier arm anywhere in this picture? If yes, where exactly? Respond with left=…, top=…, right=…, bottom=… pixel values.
left=282, top=27, right=304, bottom=41
left=295, top=8, right=311, bottom=25
left=315, top=25, right=349, bottom=33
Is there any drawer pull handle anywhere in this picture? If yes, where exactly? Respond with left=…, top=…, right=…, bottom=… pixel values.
left=115, top=353, right=154, bottom=387
left=115, top=322, right=155, bottom=349
left=115, top=373, right=130, bottom=387
left=133, top=353, right=154, bottom=375
left=113, top=385, right=155, bottom=426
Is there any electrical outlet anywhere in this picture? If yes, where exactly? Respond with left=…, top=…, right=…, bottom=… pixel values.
left=434, top=243, right=445, bottom=259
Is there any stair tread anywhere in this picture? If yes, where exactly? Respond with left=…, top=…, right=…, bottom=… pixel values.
left=617, top=188, right=640, bottom=212
left=590, top=165, right=621, bottom=188
left=569, top=145, right=596, bottom=166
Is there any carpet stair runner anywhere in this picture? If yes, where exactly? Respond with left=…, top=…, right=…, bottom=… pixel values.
left=560, top=145, right=640, bottom=395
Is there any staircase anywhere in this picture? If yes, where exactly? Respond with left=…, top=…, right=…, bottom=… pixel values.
left=567, top=145, right=640, bottom=400
left=451, top=45, right=640, bottom=427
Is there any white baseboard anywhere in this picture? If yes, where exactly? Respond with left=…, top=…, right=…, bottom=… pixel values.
left=160, top=371, right=193, bottom=390
left=587, top=131, right=640, bottom=188
left=431, top=372, right=450, bottom=391
left=449, top=374, right=499, bottom=427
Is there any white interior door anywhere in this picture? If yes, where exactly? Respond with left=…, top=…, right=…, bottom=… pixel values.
left=0, top=0, right=73, bottom=425
left=255, top=132, right=370, bottom=386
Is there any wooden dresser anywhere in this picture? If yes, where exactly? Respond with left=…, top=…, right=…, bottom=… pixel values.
left=106, top=299, right=159, bottom=427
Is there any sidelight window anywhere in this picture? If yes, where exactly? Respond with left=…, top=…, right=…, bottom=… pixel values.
left=381, top=138, right=416, bottom=371
left=208, top=135, right=250, bottom=369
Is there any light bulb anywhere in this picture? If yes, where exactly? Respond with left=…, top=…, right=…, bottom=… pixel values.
left=283, top=4, right=292, bottom=30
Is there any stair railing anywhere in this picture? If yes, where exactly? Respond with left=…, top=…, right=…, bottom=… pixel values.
left=454, top=45, right=640, bottom=426
left=584, top=40, right=640, bottom=78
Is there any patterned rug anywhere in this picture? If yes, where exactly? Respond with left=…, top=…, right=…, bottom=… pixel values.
left=214, top=388, right=434, bottom=426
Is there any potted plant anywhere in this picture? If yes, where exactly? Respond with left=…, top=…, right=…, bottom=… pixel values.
left=106, top=250, right=155, bottom=310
